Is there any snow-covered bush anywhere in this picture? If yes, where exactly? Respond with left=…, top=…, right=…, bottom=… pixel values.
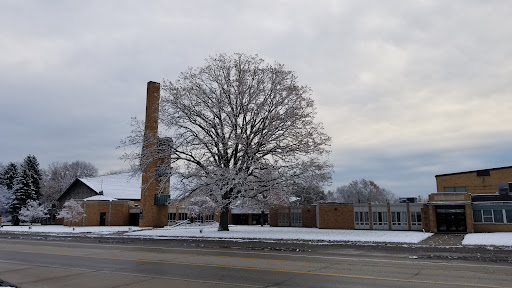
left=0, top=185, right=13, bottom=218
left=57, top=199, right=85, bottom=226
left=18, top=200, right=47, bottom=223
left=187, top=196, right=216, bottom=220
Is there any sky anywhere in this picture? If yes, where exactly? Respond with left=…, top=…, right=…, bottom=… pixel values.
left=1, top=1, right=511, bottom=197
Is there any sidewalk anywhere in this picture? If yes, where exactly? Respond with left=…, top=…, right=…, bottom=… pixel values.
left=418, top=233, right=465, bottom=247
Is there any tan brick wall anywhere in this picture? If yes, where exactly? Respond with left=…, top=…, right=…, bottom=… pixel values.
left=474, top=224, right=512, bottom=232
left=317, top=203, right=354, bottom=229
left=82, top=201, right=132, bottom=226
left=436, top=167, right=512, bottom=194
left=465, top=203, right=474, bottom=233
left=301, top=206, right=317, bottom=228
left=140, top=81, right=169, bottom=228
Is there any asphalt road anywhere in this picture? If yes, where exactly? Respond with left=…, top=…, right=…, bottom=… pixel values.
left=1, top=235, right=512, bottom=287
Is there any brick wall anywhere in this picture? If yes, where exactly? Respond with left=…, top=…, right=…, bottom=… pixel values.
left=301, top=206, right=317, bottom=228
left=436, top=167, right=512, bottom=194
left=269, top=208, right=279, bottom=226
left=317, top=203, right=354, bottom=229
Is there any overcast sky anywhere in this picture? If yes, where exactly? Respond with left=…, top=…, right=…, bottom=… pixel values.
left=1, top=1, right=511, bottom=197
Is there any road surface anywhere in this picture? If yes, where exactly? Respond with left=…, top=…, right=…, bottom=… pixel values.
left=0, top=236, right=511, bottom=287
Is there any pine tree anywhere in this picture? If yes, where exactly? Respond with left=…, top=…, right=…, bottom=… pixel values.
left=22, top=155, right=42, bottom=200
left=10, top=167, right=35, bottom=225
left=1, top=162, right=18, bottom=191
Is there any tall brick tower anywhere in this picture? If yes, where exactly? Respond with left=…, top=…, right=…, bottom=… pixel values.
left=139, top=81, right=169, bottom=228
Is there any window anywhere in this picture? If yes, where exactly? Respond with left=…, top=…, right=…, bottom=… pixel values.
left=473, top=210, right=482, bottom=223
left=168, top=213, right=176, bottom=221
left=444, top=187, right=466, bottom=192
left=291, top=211, right=302, bottom=225
left=473, top=209, right=509, bottom=224
left=494, top=210, right=504, bottom=223
left=178, top=212, right=188, bottom=221
left=476, top=169, right=490, bottom=177
left=204, top=214, right=215, bottom=222
left=482, top=210, right=493, bottom=223
left=278, top=211, right=289, bottom=226
left=372, top=211, right=388, bottom=226
left=391, top=211, right=408, bottom=226
left=410, top=211, right=422, bottom=226
left=354, top=211, right=369, bottom=226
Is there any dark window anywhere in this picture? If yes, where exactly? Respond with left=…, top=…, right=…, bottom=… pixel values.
left=476, top=169, right=490, bottom=176
left=444, top=186, right=466, bottom=192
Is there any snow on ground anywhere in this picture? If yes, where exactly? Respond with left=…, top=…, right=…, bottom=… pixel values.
left=463, top=232, right=512, bottom=246
left=0, top=223, right=433, bottom=243
left=0, top=225, right=145, bottom=235
left=126, top=224, right=433, bottom=243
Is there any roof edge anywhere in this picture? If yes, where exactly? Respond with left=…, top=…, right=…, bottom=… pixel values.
left=435, top=165, right=512, bottom=177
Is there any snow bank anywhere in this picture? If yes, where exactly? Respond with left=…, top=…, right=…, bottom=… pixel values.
left=0, top=225, right=144, bottom=235
left=127, top=224, right=432, bottom=243
left=0, top=224, right=432, bottom=244
left=463, top=233, right=512, bottom=246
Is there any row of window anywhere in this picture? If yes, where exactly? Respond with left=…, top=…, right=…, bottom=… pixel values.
left=473, top=209, right=512, bottom=224
left=354, top=211, right=422, bottom=226
left=168, top=213, right=215, bottom=221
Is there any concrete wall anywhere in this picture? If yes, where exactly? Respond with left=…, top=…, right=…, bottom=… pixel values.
left=436, top=167, right=512, bottom=194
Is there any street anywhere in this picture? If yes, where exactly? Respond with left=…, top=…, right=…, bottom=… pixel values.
left=1, top=236, right=512, bottom=287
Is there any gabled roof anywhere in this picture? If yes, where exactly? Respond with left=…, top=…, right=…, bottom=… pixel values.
left=59, top=172, right=179, bottom=202
left=58, top=172, right=142, bottom=201
left=78, top=172, right=142, bottom=200
left=83, top=195, right=118, bottom=201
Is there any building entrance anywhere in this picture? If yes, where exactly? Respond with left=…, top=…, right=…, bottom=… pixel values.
left=436, top=205, right=466, bottom=232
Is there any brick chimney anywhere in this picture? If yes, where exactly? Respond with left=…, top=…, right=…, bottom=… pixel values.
left=139, top=81, right=169, bottom=228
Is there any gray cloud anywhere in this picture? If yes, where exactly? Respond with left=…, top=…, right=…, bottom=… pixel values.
left=1, top=1, right=511, bottom=197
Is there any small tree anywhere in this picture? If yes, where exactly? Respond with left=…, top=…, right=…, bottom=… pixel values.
left=57, top=199, right=85, bottom=226
left=18, top=200, right=47, bottom=224
left=187, top=197, right=216, bottom=222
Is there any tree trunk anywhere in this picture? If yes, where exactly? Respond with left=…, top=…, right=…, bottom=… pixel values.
left=218, top=204, right=230, bottom=231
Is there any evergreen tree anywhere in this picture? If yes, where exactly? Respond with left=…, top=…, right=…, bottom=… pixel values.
left=10, top=167, right=35, bottom=225
left=22, top=155, right=42, bottom=200
left=1, top=162, right=18, bottom=191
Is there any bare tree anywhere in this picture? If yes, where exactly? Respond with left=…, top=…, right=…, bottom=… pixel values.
left=122, top=53, right=331, bottom=231
left=329, top=179, right=397, bottom=204
left=41, top=161, right=98, bottom=204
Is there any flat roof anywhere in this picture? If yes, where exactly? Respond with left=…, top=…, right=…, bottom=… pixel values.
left=435, top=165, right=512, bottom=177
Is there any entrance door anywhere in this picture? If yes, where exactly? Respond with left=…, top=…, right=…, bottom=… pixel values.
left=436, top=206, right=466, bottom=232
left=99, top=212, right=106, bottom=226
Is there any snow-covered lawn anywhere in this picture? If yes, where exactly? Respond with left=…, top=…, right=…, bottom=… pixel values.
left=0, top=225, right=145, bottom=235
left=0, top=223, right=433, bottom=243
left=463, top=232, right=512, bottom=246
left=127, top=224, right=432, bottom=244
